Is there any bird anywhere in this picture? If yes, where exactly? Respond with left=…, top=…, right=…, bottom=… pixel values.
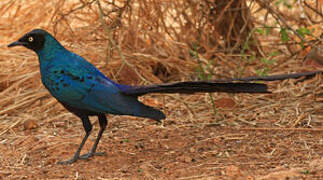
left=7, top=29, right=271, bottom=164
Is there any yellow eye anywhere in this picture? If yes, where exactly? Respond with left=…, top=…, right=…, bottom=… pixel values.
left=28, top=36, right=34, bottom=42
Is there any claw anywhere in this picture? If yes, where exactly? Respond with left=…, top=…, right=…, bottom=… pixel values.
left=79, top=151, right=105, bottom=159
left=57, top=157, right=79, bottom=165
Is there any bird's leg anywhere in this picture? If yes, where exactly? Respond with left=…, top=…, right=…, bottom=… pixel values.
left=79, top=114, right=107, bottom=159
left=58, top=116, right=92, bottom=164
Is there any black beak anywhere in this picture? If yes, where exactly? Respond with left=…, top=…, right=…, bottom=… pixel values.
left=8, top=40, right=26, bottom=47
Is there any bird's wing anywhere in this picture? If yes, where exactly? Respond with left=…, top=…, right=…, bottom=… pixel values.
left=42, top=61, right=150, bottom=115
left=42, top=61, right=119, bottom=110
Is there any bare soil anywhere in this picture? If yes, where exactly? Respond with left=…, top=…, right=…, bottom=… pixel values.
left=1, top=89, right=322, bottom=179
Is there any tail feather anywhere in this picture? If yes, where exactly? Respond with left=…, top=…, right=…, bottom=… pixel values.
left=119, top=71, right=323, bottom=96
left=121, top=81, right=269, bottom=96
left=134, top=103, right=165, bottom=121
left=218, top=70, right=322, bottom=82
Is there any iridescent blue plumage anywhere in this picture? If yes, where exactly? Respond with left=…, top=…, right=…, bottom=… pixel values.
left=7, top=29, right=167, bottom=164
left=35, top=30, right=165, bottom=120
left=8, top=29, right=270, bottom=164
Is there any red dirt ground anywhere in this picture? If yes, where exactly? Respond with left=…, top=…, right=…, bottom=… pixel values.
left=1, top=90, right=322, bottom=179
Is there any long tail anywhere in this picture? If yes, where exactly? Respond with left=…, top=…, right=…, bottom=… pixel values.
left=120, top=71, right=322, bottom=96
left=121, top=81, right=269, bottom=96
left=216, top=70, right=322, bottom=82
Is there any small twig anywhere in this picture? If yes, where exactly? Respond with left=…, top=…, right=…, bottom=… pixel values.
left=0, top=119, right=23, bottom=136
left=297, top=0, right=313, bottom=25
left=303, top=0, right=323, bottom=19
left=163, top=94, right=196, bottom=121
left=256, top=0, right=305, bottom=41
left=96, top=0, right=149, bottom=84
left=240, top=127, right=323, bottom=132
left=51, top=0, right=96, bottom=34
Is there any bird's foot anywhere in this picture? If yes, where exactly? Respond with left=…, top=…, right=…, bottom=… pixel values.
left=57, top=152, right=105, bottom=164
left=57, top=156, right=79, bottom=165
left=79, top=151, right=105, bottom=159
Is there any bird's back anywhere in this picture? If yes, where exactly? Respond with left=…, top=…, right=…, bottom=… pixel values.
left=39, top=48, right=165, bottom=120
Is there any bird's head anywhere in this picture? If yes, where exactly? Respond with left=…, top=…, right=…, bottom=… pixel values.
left=8, top=29, right=56, bottom=53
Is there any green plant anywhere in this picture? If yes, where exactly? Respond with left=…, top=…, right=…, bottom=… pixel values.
left=275, top=0, right=293, bottom=9
left=190, top=43, right=217, bottom=115
left=301, top=170, right=310, bottom=175
left=256, top=51, right=278, bottom=76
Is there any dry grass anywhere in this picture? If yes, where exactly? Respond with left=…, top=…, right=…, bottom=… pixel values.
left=0, top=0, right=322, bottom=179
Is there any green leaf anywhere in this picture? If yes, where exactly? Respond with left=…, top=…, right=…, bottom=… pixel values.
left=256, top=67, right=269, bottom=76
left=264, top=25, right=272, bottom=35
left=275, top=0, right=292, bottom=8
left=260, top=58, right=267, bottom=64
left=243, top=42, right=249, bottom=50
left=256, top=28, right=264, bottom=35
left=284, top=2, right=292, bottom=9
left=299, top=40, right=305, bottom=48
left=267, top=59, right=275, bottom=64
left=269, top=51, right=280, bottom=57
left=301, top=170, right=310, bottom=175
left=189, top=49, right=195, bottom=57
left=248, top=55, right=256, bottom=62
left=296, top=27, right=311, bottom=38
left=280, top=28, right=289, bottom=43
